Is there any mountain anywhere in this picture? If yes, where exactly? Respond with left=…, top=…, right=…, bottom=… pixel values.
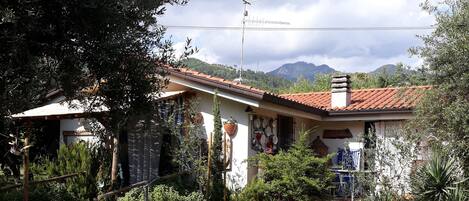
left=181, top=58, right=292, bottom=93
left=369, top=64, right=398, bottom=75
left=267, top=61, right=337, bottom=81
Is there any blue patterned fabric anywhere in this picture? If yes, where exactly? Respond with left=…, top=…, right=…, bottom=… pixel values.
left=338, top=149, right=361, bottom=170
left=336, top=148, right=345, bottom=165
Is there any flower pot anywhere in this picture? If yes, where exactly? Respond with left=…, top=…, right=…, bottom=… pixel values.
left=224, top=122, right=238, bottom=137
left=224, top=117, right=238, bottom=137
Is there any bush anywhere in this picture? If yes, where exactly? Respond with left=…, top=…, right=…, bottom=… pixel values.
left=237, top=130, right=334, bottom=201
left=30, top=141, right=107, bottom=200
left=0, top=184, right=74, bottom=201
left=411, top=150, right=467, bottom=201
left=118, top=187, right=145, bottom=201
left=118, top=184, right=204, bottom=201
left=151, top=185, right=204, bottom=201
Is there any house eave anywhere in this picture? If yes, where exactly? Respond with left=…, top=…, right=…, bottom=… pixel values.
left=262, top=93, right=328, bottom=116
left=169, top=69, right=264, bottom=100
left=169, top=69, right=329, bottom=116
left=327, top=108, right=414, bottom=116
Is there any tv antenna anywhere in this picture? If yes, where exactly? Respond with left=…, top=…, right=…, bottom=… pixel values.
left=234, top=0, right=250, bottom=83
left=234, top=0, right=290, bottom=83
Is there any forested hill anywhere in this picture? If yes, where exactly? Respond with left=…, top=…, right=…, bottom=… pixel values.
left=268, top=61, right=336, bottom=81
left=181, top=58, right=428, bottom=94
left=181, top=58, right=292, bottom=93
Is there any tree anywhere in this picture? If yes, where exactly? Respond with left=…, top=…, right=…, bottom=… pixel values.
left=409, top=0, right=469, bottom=176
left=279, top=76, right=315, bottom=93
left=208, top=92, right=224, bottom=200
left=239, top=130, right=334, bottom=201
left=1, top=0, right=195, bottom=186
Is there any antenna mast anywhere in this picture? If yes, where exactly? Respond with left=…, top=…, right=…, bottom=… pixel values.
left=235, top=0, right=250, bottom=83
left=235, top=0, right=289, bottom=82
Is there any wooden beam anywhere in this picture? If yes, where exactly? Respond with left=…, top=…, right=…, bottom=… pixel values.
left=23, top=122, right=31, bottom=201
left=0, top=172, right=86, bottom=191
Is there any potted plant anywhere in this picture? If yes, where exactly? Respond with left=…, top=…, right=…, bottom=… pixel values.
left=223, top=117, right=238, bottom=137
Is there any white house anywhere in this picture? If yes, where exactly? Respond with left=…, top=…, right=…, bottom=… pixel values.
left=12, top=67, right=431, bottom=193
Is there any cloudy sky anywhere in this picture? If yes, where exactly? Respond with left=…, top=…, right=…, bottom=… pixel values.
left=160, top=0, right=435, bottom=73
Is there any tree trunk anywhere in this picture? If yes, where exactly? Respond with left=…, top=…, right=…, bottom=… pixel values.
left=111, top=134, right=119, bottom=184
left=23, top=122, right=31, bottom=201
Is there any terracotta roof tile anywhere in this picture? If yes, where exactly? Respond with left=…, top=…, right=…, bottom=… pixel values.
left=169, top=67, right=266, bottom=95
left=281, top=86, right=431, bottom=112
left=168, top=66, right=430, bottom=113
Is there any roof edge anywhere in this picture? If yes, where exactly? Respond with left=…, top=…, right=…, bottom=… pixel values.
left=169, top=68, right=264, bottom=100
left=328, top=108, right=414, bottom=116
left=280, top=85, right=432, bottom=96
left=263, top=93, right=328, bottom=116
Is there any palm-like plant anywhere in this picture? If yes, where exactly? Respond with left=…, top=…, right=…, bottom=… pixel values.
left=411, top=151, right=467, bottom=201
left=447, top=184, right=468, bottom=201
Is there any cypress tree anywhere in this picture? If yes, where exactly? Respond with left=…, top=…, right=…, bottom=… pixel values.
left=209, top=92, right=224, bottom=200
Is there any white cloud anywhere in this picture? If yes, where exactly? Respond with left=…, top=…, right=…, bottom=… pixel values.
left=160, top=0, right=434, bottom=72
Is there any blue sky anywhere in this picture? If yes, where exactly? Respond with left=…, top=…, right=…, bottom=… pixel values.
left=160, top=0, right=435, bottom=72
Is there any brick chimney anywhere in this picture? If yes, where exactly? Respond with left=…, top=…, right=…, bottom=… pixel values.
left=331, top=75, right=351, bottom=108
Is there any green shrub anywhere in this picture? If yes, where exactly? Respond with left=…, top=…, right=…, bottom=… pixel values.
left=118, top=184, right=204, bottom=201
left=151, top=185, right=204, bottom=201
left=0, top=184, right=74, bottom=201
left=411, top=150, right=467, bottom=201
left=118, top=187, right=145, bottom=201
left=30, top=141, right=100, bottom=201
left=238, top=130, right=334, bottom=201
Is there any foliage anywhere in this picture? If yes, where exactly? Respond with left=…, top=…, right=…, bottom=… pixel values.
left=207, top=92, right=224, bottom=201
left=411, top=150, right=467, bottom=201
left=151, top=185, right=204, bottom=201
left=183, top=58, right=430, bottom=94
left=170, top=97, right=208, bottom=194
left=279, top=76, right=315, bottom=94
left=353, top=122, right=420, bottom=200
left=278, top=65, right=429, bottom=93
left=279, top=74, right=333, bottom=93
left=29, top=141, right=111, bottom=200
left=0, top=0, right=193, bottom=182
left=409, top=0, right=469, bottom=176
left=182, top=58, right=292, bottom=93
left=118, top=184, right=204, bottom=201
left=238, top=130, right=334, bottom=201
left=117, top=187, right=145, bottom=201
left=447, top=184, right=468, bottom=201
left=0, top=184, right=75, bottom=201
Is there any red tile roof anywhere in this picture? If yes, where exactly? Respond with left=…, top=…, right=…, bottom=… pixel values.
left=169, top=67, right=266, bottom=95
left=168, top=67, right=328, bottom=115
left=168, top=66, right=431, bottom=114
left=281, top=86, right=431, bottom=112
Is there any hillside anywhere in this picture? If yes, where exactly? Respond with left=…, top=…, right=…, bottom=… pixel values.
left=181, top=58, right=427, bottom=94
left=369, top=64, right=398, bottom=75
left=181, top=58, right=292, bottom=93
left=267, top=61, right=336, bottom=81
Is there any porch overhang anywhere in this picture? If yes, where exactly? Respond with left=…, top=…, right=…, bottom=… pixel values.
left=11, top=91, right=186, bottom=121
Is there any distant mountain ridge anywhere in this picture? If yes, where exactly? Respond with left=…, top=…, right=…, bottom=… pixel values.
left=369, top=64, right=398, bottom=75
left=181, top=58, right=292, bottom=93
left=181, top=58, right=407, bottom=93
left=267, top=61, right=336, bottom=81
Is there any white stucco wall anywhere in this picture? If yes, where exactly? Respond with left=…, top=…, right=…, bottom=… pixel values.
left=60, top=118, right=98, bottom=144
left=310, top=121, right=365, bottom=156
left=196, top=92, right=251, bottom=190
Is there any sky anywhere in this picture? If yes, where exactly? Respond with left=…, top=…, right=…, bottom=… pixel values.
left=159, top=0, right=435, bottom=73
